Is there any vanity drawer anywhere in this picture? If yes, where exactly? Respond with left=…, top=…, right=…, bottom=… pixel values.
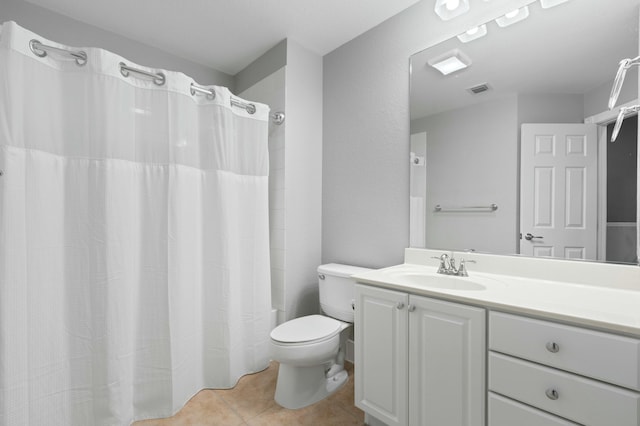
left=489, top=311, right=640, bottom=390
left=488, top=392, right=579, bottom=426
left=489, top=352, right=640, bottom=426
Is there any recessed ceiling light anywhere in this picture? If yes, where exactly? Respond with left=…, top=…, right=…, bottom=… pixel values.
left=445, top=0, right=460, bottom=10
left=457, top=24, right=488, bottom=43
left=428, top=50, right=472, bottom=76
left=495, top=6, right=530, bottom=27
left=434, top=0, right=470, bottom=21
left=540, top=0, right=570, bottom=8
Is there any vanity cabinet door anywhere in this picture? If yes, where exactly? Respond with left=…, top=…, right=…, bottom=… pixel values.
left=409, top=295, right=485, bottom=426
left=354, top=284, right=409, bottom=426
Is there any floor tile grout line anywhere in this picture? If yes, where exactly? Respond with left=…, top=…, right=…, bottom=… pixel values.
left=213, top=362, right=280, bottom=424
left=211, top=390, right=250, bottom=425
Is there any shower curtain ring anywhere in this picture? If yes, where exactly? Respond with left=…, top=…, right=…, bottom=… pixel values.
left=29, top=40, right=47, bottom=57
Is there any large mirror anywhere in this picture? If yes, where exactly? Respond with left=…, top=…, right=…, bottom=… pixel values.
left=410, top=0, right=639, bottom=264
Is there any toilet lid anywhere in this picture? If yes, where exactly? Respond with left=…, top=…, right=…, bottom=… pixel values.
left=270, top=315, right=341, bottom=343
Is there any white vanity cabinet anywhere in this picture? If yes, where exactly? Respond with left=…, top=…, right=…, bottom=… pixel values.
left=488, top=311, right=640, bottom=426
left=354, top=284, right=409, bottom=426
left=354, top=283, right=486, bottom=426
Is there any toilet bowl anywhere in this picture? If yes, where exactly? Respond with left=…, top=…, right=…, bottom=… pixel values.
left=270, top=314, right=347, bottom=366
left=271, top=314, right=351, bottom=409
left=269, top=263, right=372, bottom=409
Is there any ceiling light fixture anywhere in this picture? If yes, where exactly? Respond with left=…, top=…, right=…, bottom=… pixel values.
left=457, top=24, right=488, bottom=43
left=434, top=0, right=470, bottom=21
left=428, top=50, right=472, bottom=76
left=540, top=0, right=570, bottom=8
left=446, top=0, right=460, bottom=10
left=495, top=6, right=530, bottom=27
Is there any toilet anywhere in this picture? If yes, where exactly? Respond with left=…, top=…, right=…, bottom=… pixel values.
left=269, top=263, right=372, bottom=409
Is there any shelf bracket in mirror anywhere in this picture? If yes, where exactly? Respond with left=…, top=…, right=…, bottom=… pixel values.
left=609, top=55, right=640, bottom=110
left=611, top=104, right=640, bottom=142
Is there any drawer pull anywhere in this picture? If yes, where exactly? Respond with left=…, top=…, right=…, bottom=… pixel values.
left=545, top=341, right=560, bottom=353
left=545, top=388, right=559, bottom=400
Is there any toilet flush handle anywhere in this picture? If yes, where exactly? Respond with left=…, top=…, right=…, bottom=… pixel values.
left=319, top=274, right=325, bottom=280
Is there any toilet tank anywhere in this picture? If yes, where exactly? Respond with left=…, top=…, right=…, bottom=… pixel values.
left=318, top=263, right=372, bottom=323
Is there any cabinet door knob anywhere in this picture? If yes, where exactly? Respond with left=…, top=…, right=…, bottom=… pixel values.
left=546, top=342, right=560, bottom=353
left=396, top=302, right=405, bottom=310
left=545, top=388, right=559, bottom=400
left=407, top=304, right=416, bottom=312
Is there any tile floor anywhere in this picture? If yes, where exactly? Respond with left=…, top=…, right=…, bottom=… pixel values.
left=133, top=362, right=364, bottom=425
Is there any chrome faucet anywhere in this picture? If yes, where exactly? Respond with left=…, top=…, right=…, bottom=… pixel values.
left=432, top=253, right=474, bottom=277
left=436, top=253, right=450, bottom=274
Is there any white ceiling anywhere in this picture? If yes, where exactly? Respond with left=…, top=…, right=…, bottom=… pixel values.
left=23, top=0, right=423, bottom=75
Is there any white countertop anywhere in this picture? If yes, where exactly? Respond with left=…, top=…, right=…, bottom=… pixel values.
left=353, top=249, right=640, bottom=337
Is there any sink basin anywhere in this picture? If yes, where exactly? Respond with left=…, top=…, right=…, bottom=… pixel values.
left=384, top=268, right=504, bottom=291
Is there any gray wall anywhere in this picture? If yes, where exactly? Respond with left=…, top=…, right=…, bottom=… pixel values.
left=412, top=96, right=519, bottom=254
left=322, top=0, right=535, bottom=268
left=236, top=39, right=324, bottom=322
left=235, top=39, right=287, bottom=94
left=283, top=40, right=324, bottom=319
left=584, top=75, right=638, bottom=118
left=0, top=0, right=234, bottom=88
left=517, top=94, right=585, bottom=125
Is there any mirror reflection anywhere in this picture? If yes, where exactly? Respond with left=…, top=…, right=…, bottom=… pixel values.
left=410, top=0, right=639, bottom=264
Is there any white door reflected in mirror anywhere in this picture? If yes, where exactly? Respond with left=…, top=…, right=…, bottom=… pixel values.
left=520, top=123, right=598, bottom=260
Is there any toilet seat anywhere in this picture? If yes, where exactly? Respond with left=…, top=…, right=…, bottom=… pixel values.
left=270, top=314, right=341, bottom=344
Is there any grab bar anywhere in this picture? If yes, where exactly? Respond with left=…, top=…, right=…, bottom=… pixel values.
left=434, top=204, right=498, bottom=212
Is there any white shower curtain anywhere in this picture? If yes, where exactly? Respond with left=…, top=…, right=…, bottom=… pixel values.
left=0, top=21, right=272, bottom=425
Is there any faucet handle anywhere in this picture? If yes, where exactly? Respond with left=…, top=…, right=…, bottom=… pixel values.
left=457, top=259, right=468, bottom=277
left=456, top=258, right=476, bottom=277
left=431, top=254, right=449, bottom=274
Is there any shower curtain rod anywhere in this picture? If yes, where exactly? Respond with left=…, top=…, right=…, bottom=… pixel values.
left=29, top=39, right=87, bottom=65
left=230, top=98, right=285, bottom=125
left=119, top=61, right=166, bottom=85
left=230, top=98, right=256, bottom=114
left=27, top=38, right=285, bottom=124
left=190, top=82, right=215, bottom=99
